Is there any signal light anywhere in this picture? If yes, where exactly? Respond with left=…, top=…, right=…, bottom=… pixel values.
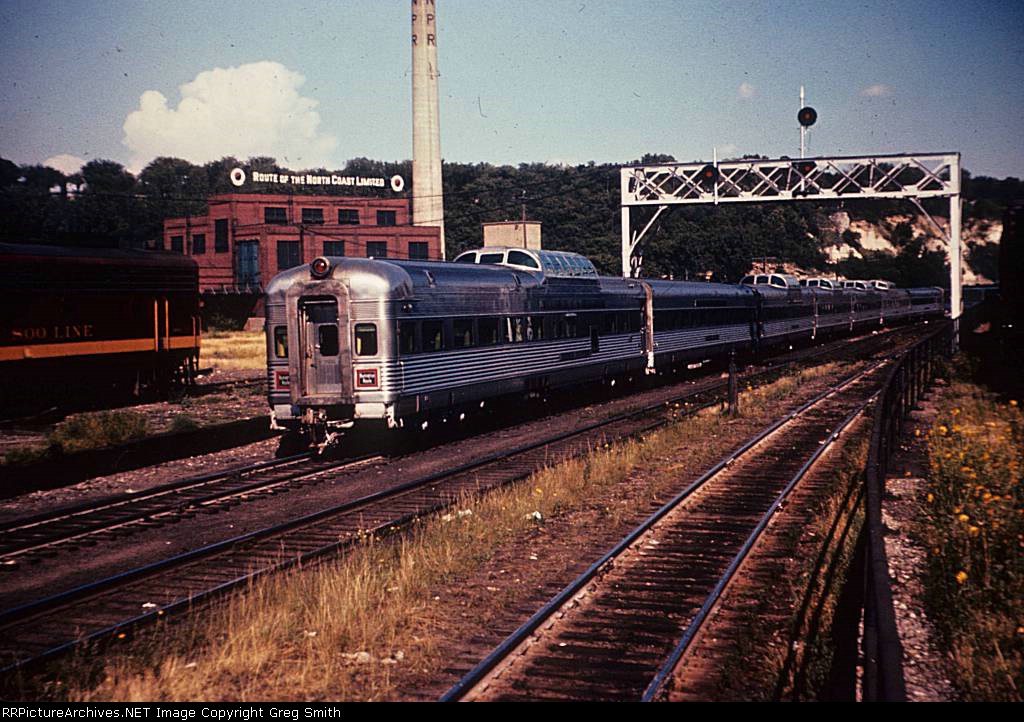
left=793, top=160, right=817, bottom=175
left=310, top=256, right=331, bottom=278
left=699, top=163, right=718, bottom=189
left=797, top=106, right=818, bottom=127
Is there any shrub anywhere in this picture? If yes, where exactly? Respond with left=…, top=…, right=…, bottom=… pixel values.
left=47, top=411, right=148, bottom=454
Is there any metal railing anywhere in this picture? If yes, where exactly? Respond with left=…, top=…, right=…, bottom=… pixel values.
left=860, top=323, right=951, bottom=701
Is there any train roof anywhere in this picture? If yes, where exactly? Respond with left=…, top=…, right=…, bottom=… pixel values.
left=265, top=256, right=542, bottom=302
left=452, top=247, right=599, bottom=279
left=905, top=286, right=944, bottom=297
left=0, top=242, right=198, bottom=293
left=642, top=277, right=757, bottom=303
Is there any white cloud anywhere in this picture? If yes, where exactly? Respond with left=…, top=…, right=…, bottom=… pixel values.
left=860, top=83, right=894, bottom=97
left=738, top=82, right=756, bottom=99
left=43, top=154, right=85, bottom=174
left=122, top=61, right=337, bottom=172
left=717, top=143, right=739, bottom=158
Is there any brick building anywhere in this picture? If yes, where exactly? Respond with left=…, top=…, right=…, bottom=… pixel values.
left=163, top=193, right=441, bottom=294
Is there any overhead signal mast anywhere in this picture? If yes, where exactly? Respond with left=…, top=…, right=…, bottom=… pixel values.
left=797, top=85, right=817, bottom=159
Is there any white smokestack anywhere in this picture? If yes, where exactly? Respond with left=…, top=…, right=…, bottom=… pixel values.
left=411, top=0, right=445, bottom=257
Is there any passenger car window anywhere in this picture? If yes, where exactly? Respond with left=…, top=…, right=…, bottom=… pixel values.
left=528, top=316, right=544, bottom=341
left=318, top=326, right=339, bottom=356
left=479, top=317, right=501, bottom=345
left=453, top=318, right=474, bottom=348
left=274, top=326, right=288, bottom=358
left=507, top=250, right=539, bottom=269
left=479, top=253, right=504, bottom=264
left=354, top=323, right=377, bottom=356
left=454, top=253, right=477, bottom=264
left=399, top=321, right=417, bottom=355
left=422, top=320, right=444, bottom=352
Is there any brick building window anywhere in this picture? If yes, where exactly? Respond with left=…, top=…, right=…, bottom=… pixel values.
left=408, top=242, right=429, bottom=260
left=376, top=210, right=397, bottom=226
left=323, top=241, right=345, bottom=256
left=192, top=233, right=206, bottom=255
left=302, top=208, right=324, bottom=225
left=366, top=241, right=388, bottom=258
left=264, top=207, right=287, bottom=224
left=171, top=235, right=183, bottom=253
left=277, top=241, right=302, bottom=270
left=215, top=219, right=229, bottom=252
left=338, top=209, right=360, bottom=225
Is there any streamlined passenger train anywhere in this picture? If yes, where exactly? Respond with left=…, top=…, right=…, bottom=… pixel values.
left=265, top=247, right=943, bottom=448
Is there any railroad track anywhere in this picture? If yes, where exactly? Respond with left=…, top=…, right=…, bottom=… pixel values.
left=0, top=325, right=930, bottom=676
left=0, top=325, right=913, bottom=567
left=0, top=452, right=378, bottom=565
left=188, top=375, right=264, bottom=397
left=440, top=353, right=899, bottom=701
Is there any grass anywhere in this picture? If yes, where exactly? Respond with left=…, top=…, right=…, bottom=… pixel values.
left=918, top=367, right=1022, bottom=701
left=200, top=331, right=266, bottom=371
left=17, top=361, right=851, bottom=701
left=2, top=411, right=149, bottom=467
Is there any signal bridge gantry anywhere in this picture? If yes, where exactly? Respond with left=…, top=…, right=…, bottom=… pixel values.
left=619, top=152, right=963, bottom=319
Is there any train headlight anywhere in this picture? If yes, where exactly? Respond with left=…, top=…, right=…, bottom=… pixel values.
left=310, top=257, right=331, bottom=279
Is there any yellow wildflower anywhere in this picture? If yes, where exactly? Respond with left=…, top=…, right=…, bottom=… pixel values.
left=968, top=526, right=980, bottom=537
left=955, top=571, right=968, bottom=584
left=958, top=513, right=970, bottom=523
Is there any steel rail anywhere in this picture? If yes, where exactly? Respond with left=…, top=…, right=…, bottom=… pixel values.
left=440, top=358, right=886, bottom=702
left=0, top=452, right=312, bottom=535
left=641, top=396, right=875, bottom=701
left=0, top=324, right=908, bottom=559
left=0, top=381, right=728, bottom=674
left=0, top=325, right=930, bottom=676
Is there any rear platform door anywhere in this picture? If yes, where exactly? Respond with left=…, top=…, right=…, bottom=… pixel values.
left=297, top=297, right=349, bottom=399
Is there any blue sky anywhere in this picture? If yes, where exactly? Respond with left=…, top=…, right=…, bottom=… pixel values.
left=1, top=0, right=1022, bottom=177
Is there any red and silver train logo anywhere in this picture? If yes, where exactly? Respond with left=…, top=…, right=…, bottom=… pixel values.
left=274, top=370, right=290, bottom=391
left=355, top=368, right=379, bottom=389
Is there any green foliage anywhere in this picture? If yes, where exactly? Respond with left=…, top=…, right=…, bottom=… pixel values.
left=47, top=411, right=148, bottom=454
left=0, top=153, right=1019, bottom=283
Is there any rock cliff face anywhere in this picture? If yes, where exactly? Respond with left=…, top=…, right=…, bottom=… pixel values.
left=822, top=211, right=1001, bottom=284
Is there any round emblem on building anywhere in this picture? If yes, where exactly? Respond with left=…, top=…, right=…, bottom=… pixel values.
left=230, top=168, right=246, bottom=187
left=390, top=174, right=405, bottom=193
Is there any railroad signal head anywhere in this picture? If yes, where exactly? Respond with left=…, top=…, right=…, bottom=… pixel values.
left=699, top=163, right=719, bottom=189
left=797, top=106, right=818, bottom=127
left=793, top=159, right=817, bottom=175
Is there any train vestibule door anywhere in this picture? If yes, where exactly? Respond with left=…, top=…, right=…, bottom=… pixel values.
left=297, top=298, right=347, bottom=399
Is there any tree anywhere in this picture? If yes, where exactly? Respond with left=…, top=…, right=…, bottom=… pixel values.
left=81, top=160, right=135, bottom=195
